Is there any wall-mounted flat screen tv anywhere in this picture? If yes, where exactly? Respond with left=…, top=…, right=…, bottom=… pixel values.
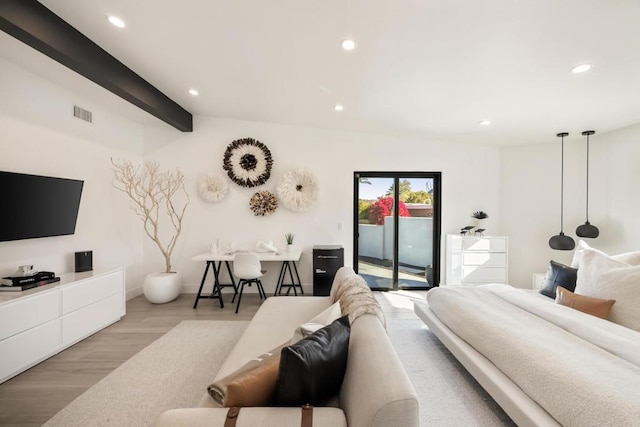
left=0, top=171, right=84, bottom=242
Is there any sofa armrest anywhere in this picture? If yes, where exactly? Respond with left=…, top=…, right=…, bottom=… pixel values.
left=154, top=407, right=347, bottom=427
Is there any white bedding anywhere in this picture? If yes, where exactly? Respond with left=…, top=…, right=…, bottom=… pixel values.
left=427, top=284, right=640, bottom=427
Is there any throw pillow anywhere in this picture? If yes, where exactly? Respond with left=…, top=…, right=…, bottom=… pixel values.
left=208, top=345, right=284, bottom=406
left=291, top=301, right=342, bottom=344
left=555, top=286, right=616, bottom=320
left=224, top=355, right=280, bottom=407
left=539, top=260, right=578, bottom=299
left=575, top=248, right=640, bottom=331
left=277, top=315, right=350, bottom=406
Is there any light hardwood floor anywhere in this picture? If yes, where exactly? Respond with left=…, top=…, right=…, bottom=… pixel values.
left=0, top=292, right=263, bottom=426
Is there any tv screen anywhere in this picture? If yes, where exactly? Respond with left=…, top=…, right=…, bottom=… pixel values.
left=0, top=171, right=84, bottom=242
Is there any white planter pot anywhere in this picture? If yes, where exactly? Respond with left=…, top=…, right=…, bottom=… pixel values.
left=143, top=272, right=182, bottom=304
left=286, top=244, right=297, bottom=252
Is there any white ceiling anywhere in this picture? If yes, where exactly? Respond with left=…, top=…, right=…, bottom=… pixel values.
left=3, top=0, right=640, bottom=146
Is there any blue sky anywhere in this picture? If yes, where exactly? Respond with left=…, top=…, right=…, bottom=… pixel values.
left=358, top=177, right=433, bottom=200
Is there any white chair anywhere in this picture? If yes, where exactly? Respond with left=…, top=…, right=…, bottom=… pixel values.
left=232, top=253, right=266, bottom=313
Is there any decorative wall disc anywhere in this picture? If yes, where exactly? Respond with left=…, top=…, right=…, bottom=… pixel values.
left=249, top=190, right=278, bottom=216
left=276, top=168, right=319, bottom=212
left=223, top=138, right=273, bottom=188
left=197, top=172, right=229, bottom=202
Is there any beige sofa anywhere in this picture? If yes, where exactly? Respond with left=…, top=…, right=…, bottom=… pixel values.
left=155, top=266, right=418, bottom=427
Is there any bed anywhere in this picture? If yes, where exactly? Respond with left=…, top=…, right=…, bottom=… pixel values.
left=414, top=278, right=640, bottom=427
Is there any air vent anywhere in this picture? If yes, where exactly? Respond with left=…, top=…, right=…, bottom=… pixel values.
left=73, top=105, right=92, bottom=123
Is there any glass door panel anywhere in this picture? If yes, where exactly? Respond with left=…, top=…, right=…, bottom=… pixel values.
left=357, top=177, right=394, bottom=290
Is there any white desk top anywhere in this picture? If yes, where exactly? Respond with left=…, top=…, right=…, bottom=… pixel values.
left=191, top=250, right=302, bottom=262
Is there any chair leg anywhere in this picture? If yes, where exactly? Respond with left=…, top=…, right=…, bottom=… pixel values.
left=235, top=280, right=246, bottom=314
left=257, top=279, right=266, bottom=299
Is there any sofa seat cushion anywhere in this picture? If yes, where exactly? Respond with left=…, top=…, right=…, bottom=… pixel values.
left=154, top=407, right=347, bottom=427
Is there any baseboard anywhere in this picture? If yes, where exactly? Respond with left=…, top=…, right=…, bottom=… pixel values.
left=126, top=286, right=143, bottom=301
left=182, top=282, right=314, bottom=295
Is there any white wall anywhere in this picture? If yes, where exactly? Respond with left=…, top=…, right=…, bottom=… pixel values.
left=143, top=116, right=502, bottom=293
left=0, top=57, right=147, bottom=296
left=500, top=124, right=640, bottom=288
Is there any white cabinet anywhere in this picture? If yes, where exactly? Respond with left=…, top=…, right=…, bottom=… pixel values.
left=0, top=269, right=125, bottom=384
left=445, top=235, right=508, bottom=285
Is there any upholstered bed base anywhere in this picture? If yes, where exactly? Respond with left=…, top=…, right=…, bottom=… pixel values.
left=413, top=301, right=560, bottom=427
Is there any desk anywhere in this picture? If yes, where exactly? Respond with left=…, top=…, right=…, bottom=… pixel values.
left=191, top=250, right=303, bottom=308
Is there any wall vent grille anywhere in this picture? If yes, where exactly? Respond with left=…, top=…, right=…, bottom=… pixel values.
left=73, top=105, right=92, bottom=123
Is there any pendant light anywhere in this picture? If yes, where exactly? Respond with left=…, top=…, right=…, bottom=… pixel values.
left=576, top=130, right=599, bottom=238
left=549, top=132, right=576, bottom=250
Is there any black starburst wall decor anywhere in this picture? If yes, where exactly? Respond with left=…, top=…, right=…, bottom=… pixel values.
left=222, top=138, right=274, bottom=188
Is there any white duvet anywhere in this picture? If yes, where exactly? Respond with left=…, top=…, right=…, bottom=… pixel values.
left=427, top=284, right=640, bottom=427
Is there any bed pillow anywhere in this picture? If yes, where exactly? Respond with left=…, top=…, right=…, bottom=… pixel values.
left=571, top=240, right=640, bottom=268
left=290, top=301, right=342, bottom=343
left=575, top=248, right=640, bottom=331
left=555, top=286, right=616, bottom=320
left=277, top=315, right=350, bottom=406
left=539, top=260, right=577, bottom=298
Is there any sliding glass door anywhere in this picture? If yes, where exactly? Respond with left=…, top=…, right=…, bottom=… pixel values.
left=354, top=172, right=441, bottom=290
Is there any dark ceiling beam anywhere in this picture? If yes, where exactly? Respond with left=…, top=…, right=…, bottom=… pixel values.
left=0, top=0, right=193, bottom=132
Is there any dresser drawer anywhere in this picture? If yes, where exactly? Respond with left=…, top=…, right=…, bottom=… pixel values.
left=462, top=238, right=507, bottom=252
left=0, top=289, right=59, bottom=341
left=61, top=293, right=124, bottom=347
left=61, top=270, right=123, bottom=315
left=462, top=267, right=506, bottom=283
left=462, top=252, right=506, bottom=267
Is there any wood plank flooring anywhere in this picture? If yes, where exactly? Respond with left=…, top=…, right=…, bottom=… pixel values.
left=0, top=292, right=263, bottom=426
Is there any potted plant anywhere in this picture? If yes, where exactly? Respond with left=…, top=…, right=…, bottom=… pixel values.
left=112, top=159, right=190, bottom=304
left=285, top=233, right=295, bottom=252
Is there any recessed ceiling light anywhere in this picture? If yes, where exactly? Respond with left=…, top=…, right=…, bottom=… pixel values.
left=341, top=39, right=356, bottom=51
left=334, top=104, right=344, bottom=112
left=107, top=15, right=126, bottom=28
left=188, top=89, right=199, bottom=96
left=479, top=120, right=491, bottom=126
left=571, top=63, right=593, bottom=74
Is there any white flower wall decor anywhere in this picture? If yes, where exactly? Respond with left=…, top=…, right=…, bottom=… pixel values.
left=223, top=138, right=273, bottom=188
left=197, top=172, right=229, bottom=202
left=277, top=168, right=319, bottom=212
left=249, top=190, right=278, bottom=216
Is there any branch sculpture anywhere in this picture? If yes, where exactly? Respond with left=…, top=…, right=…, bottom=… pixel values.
left=111, top=159, right=190, bottom=273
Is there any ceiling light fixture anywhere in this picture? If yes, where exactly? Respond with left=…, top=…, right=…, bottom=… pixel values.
left=479, top=120, right=491, bottom=126
left=341, top=39, right=356, bottom=51
left=549, top=132, right=575, bottom=251
left=334, top=104, right=344, bottom=112
left=576, top=130, right=599, bottom=238
left=188, top=89, right=199, bottom=96
left=571, top=64, right=593, bottom=74
left=107, top=15, right=126, bottom=28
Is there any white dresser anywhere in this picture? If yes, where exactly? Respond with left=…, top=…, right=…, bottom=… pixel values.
left=0, top=268, right=125, bottom=384
left=445, top=234, right=508, bottom=286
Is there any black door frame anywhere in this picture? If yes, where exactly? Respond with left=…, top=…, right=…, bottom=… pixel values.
left=353, top=171, right=442, bottom=290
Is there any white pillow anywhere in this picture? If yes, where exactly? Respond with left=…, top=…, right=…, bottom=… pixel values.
left=290, top=301, right=342, bottom=343
left=575, top=249, right=640, bottom=331
left=571, top=240, right=640, bottom=268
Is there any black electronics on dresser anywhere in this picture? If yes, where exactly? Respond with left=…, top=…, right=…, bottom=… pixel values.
left=74, top=250, right=93, bottom=272
left=313, top=245, right=344, bottom=296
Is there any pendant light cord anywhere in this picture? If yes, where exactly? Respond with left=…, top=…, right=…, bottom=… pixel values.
left=585, top=133, right=590, bottom=222
left=560, top=135, right=565, bottom=232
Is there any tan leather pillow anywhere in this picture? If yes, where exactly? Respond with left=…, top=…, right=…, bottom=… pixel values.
left=223, top=355, right=280, bottom=407
left=555, top=286, right=616, bottom=320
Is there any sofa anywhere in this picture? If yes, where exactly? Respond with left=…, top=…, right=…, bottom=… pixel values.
left=414, top=242, right=640, bottom=427
left=155, top=266, right=419, bottom=427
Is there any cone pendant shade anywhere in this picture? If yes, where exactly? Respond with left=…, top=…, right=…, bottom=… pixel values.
left=549, top=132, right=575, bottom=250
left=576, top=130, right=599, bottom=238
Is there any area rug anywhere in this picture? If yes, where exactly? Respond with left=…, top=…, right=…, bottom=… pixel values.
left=386, top=317, right=516, bottom=426
left=44, top=321, right=248, bottom=427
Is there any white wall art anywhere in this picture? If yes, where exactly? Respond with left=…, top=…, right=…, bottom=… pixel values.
left=222, top=138, right=273, bottom=188
left=277, top=168, right=319, bottom=212
left=197, top=172, right=229, bottom=202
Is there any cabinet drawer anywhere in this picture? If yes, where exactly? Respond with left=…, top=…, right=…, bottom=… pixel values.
left=462, top=267, right=506, bottom=283
left=0, top=290, right=59, bottom=341
left=62, top=271, right=123, bottom=315
left=0, top=319, right=59, bottom=383
left=462, top=238, right=507, bottom=252
left=462, top=252, right=506, bottom=267
left=61, top=293, right=124, bottom=347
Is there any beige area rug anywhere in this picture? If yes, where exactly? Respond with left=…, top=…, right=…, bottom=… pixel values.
left=44, top=321, right=248, bottom=427
left=386, top=316, right=516, bottom=426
